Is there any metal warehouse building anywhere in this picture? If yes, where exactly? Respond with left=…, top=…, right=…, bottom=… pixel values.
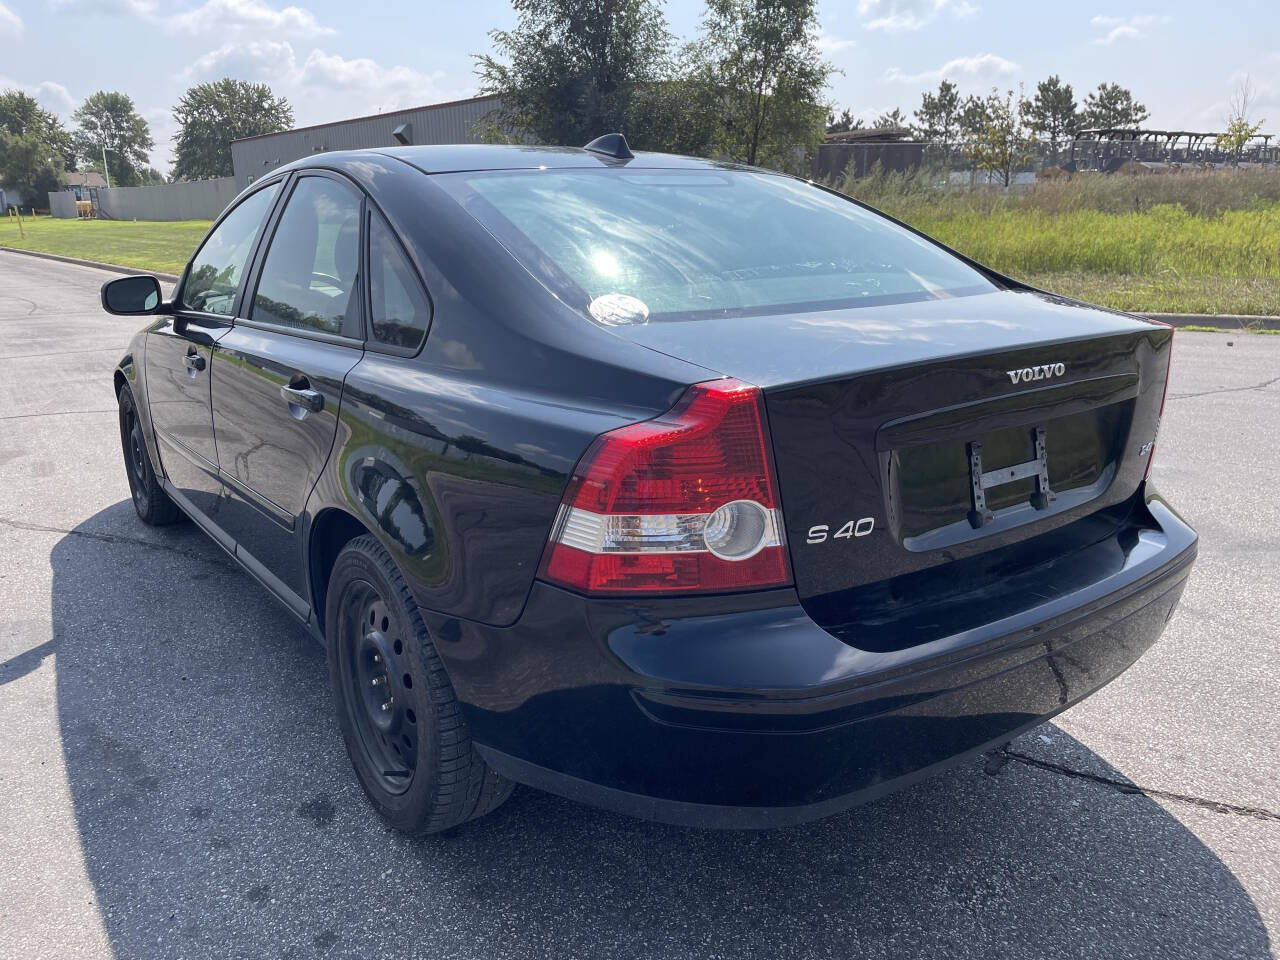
left=230, top=94, right=501, bottom=190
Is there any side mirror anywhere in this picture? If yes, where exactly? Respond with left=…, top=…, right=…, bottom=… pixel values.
left=101, top=275, right=163, bottom=315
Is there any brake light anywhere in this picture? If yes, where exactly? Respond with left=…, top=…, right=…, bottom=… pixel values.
left=1145, top=326, right=1173, bottom=480
left=539, top=378, right=792, bottom=595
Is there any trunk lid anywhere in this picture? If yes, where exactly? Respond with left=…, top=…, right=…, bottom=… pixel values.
left=610, top=289, right=1171, bottom=600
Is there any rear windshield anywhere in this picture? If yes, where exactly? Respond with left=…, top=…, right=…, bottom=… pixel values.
left=438, top=168, right=997, bottom=323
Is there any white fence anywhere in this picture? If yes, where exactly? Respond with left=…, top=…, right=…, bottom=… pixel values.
left=49, top=176, right=239, bottom=221
left=48, top=192, right=78, bottom=218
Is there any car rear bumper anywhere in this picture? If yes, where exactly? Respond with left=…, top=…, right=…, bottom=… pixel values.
left=426, top=488, right=1196, bottom=828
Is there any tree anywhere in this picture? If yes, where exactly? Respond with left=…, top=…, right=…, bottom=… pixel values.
left=913, top=80, right=962, bottom=161
left=690, top=0, right=833, bottom=170
left=141, top=166, right=167, bottom=185
left=1080, top=82, right=1148, bottom=130
left=826, top=107, right=860, bottom=134
left=72, top=90, right=153, bottom=187
left=171, top=78, right=293, bottom=180
left=1027, top=75, right=1078, bottom=148
left=969, top=86, right=1035, bottom=188
left=1216, top=76, right=1265, bottom=164
left=0, top=89, right=70, bottom=206
left=873, top=107, right=906, bottom=129
left=475, top=0, right=675, bottom=149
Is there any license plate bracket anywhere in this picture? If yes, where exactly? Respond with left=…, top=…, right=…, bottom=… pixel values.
left=966, top=425, right=1055, bottom=529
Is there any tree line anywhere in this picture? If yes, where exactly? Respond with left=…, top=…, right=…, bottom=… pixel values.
left=0, top=79, right=293, bottom=207
left=830, top=77, right=1150, bottom=144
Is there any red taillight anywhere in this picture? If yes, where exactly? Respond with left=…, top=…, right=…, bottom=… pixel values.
left=539, top=378, right=792, bottom=595
left=1145, top=326, right=1174, bottom=480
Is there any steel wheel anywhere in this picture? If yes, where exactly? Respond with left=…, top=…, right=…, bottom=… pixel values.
left=338, top=579, right=419, bottom=796
left=117, top=385, right=179, bottom=525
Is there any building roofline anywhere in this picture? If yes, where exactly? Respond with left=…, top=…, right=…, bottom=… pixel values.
left=230, top=93, right=502, bottom=146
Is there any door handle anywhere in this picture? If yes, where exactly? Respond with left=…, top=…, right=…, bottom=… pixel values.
left=184, top=352, right=206, bottom=372
left=280, top=381, right=324, bottom=414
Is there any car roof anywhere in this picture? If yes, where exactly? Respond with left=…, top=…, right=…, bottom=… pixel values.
left=283, top=143, right=754, bottom=176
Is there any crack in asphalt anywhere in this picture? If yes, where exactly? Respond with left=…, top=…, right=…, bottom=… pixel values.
left=0, top=516, right=236, bottom=570
left=1168, top=374, right=1280, bottom=401
left=0, top=408, right=116, bottom=422
left=1002, top=747, right=1280, bottom=823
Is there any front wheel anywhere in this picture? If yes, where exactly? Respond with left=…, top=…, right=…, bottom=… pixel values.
left=326, top=535, right=512, bottom=834
left=118, top=384, right=179, bottom=526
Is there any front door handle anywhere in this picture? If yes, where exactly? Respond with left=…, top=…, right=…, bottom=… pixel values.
left=184, top=351, right=206, bottom=372
left=280, top=381, right=324, bottom=415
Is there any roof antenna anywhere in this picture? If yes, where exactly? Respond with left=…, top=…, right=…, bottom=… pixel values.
left=584, top=133, right=634, bottom=160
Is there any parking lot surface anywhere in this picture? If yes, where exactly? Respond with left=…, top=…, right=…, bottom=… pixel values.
left=0, top=249, right=1276, bottom=959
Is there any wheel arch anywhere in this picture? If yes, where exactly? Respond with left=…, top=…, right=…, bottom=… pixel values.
left=308, top=506, right=375, bottom=636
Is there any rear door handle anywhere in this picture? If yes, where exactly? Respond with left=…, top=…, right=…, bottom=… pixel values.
left=184, top=352, right=206, bottom=372
left=280, top=381, right=324, bottom=414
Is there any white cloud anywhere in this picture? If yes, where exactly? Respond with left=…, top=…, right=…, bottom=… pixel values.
left=1089, top=14, right=1170, bottom=45
left=52, top=0, right=332, bottom=36
left=0, top=1, right=22, bottom=35
left=0, top=77, right=75, bottom=116
left=816, top=32, right=856, bottom=54
left=858, top=0, right=977, bottom=33
left=885, top=53, right=1020, bottom=85
left=168, top=0, right=332, bottom=36
left=183, top=40, right=469, bottom=118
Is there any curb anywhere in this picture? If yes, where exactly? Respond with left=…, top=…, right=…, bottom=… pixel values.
left=0, top=245, right=180, bottom=282
left=1141, top=313, right=1278, bottom=330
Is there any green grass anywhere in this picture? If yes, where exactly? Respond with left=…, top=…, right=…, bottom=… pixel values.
left=0, top=215, right=210, bottom=275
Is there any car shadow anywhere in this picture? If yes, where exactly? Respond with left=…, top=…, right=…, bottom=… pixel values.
left=44, top=502, right=1270, bottom=960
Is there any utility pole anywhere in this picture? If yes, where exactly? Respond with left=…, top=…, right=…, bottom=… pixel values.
left=101, top=145, right=111, bottom=189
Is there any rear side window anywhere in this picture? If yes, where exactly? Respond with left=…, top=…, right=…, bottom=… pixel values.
left=252, top=176, right=362, bottom=336
left=181, top=182, right=279, bottom=315
left=368, top=211, right=431, bottom=351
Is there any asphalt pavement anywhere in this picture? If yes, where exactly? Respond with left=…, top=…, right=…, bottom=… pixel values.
left=0, top=248, right=1276, bottom=960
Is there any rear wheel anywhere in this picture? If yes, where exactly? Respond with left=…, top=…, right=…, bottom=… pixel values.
left=326, top=535, right=512, bottom=834
left=118, top=384, right=179, bottom=526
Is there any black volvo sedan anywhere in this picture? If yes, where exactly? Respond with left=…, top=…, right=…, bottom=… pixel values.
left=103, top=136, right=1196, bottom=833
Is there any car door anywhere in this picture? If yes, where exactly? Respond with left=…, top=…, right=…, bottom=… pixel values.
left=143, top=180, right=282, bottom=528
left=209, top=172, right=366, bottom=614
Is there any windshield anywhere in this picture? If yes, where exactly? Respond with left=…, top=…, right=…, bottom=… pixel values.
left=439, top=167, right=997, bottom=323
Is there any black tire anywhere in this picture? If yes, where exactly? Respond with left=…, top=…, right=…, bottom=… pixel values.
left=326, top=535, right=513, bottom=835
left=118, top=384, right=180, bottom=526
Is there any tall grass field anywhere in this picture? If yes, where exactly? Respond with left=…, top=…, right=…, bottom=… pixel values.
left=839, top=168, right=1280, bottom=316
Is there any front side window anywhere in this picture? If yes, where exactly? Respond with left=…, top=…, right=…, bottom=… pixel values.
left=368, top=211, right=432, bottom=350
left=252, top=176, right=362, bottom=336
left=439, top=169, right=998, bottom=322
left=181, top=182, right=280, bottom=315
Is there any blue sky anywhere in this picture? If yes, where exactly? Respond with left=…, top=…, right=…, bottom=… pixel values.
left=0, top=0, right=1275, bottom=175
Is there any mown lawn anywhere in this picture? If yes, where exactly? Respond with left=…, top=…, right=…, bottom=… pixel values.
left=3, top=201, right=1277, bottom=316
left=0, top=215, right=210, bottom=275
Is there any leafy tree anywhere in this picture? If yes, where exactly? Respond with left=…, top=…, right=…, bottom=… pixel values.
left=826, top=107, right=860, bottom=134
left=475, top=0, right=675, bottom=149
left=72, top=90, right=153, bottom=187
left=969, top=86, right=1035, bottom=188
left=689, top=0, right=833, bottom=170
left=1027, top=75, right=1078, bottom=146
left=1080, top=82, right=1148, bottom=130
left=171, top=78, right=293, bottom=180
left=141, top=166, right=168, bottom=185
left=873, top=107, right=906, bottom=129
left=1215, top=76, right=1265, bottom=163
left=913, top=80, right=962, bottom=160
left=0, top=89, right=70, bottom=206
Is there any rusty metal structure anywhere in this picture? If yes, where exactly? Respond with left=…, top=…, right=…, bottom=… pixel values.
left=1066, top=128, right=1278, bottom=173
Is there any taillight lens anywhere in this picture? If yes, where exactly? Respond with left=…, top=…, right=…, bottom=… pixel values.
left=539, top=378, right=792, bottom=595
left=1145, top=326, right=1173, bottom=480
